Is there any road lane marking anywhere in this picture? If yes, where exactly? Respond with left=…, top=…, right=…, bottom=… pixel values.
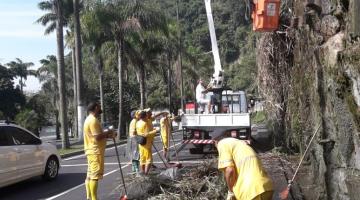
left=61, top=160, right=207, bottom=167
left=63, top=131, right=182, bottom=161
left=45, top=164, right=131, bottom=200
left=46, top=140, right=182, bottom=200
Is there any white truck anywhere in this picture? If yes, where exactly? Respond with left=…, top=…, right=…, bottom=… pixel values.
left=180, top=90, right=251, bottom=154
left=178, top=0, right=251, bottom=154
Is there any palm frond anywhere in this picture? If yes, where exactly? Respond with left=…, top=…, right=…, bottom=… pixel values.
left=45, top=22, right=57, bottom=35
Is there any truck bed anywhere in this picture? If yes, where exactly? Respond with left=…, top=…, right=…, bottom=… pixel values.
left=181, top=113, right=251, bottom=131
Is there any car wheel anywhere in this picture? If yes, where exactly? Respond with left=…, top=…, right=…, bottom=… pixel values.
left=43, top=156, right=59, bottom=180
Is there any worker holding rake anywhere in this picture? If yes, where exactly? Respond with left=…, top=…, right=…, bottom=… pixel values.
left=215, top=135, right=273, bottom=200
left=83, top=102, right=116, bottom=200
left=136, top=110, right=159, bottom=174
left=160, top=113, right=173, bottom=161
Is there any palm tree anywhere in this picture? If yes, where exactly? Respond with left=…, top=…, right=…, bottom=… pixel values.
left=6, top=58, right=36, bottom=93
left=110, top=1, right=167, bottom=136
left=36, top=0, right=72, bottom=149
left=65, top=30, right=78, bottom=138
left=37, top=56, right=60, bottom=139
left=80, top=1, right=167, bottom=137
left=73, top=0, right=86, bottom=142
left=81, top=3, right=112, bottom=123
left=125, top=32, right=167, bottom=108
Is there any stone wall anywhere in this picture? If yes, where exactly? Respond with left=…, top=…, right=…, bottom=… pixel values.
left=257, top=0, right=360, bottom=199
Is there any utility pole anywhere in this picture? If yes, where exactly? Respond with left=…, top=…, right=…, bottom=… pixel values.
left=176, top=0, right=185, bottom=113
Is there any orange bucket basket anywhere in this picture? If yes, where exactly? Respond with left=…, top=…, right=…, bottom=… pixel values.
left=252, top=0, right=281, bottom=32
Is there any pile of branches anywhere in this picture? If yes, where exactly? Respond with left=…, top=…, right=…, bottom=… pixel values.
left=123, top=160, right=228, bottom=200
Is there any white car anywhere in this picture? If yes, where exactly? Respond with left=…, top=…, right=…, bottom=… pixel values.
left=0, top=121, right=61, bottom=188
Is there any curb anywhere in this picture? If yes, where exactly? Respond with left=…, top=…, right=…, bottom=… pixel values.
left=60, top=140, right=128, bottom=159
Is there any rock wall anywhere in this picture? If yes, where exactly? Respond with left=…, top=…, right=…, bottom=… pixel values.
left=257, top=0, right=360, bottom=199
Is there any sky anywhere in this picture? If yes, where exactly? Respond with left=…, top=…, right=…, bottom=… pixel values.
left=0, top=0, right=57, bottom=93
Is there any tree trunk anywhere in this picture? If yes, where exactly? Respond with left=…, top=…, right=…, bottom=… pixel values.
left=139, top=65, right=146, bottom=109
left=71, top=48, right=78, bottom=138
left=55, top=110, right=60, bottom=140
left=167, top=54, right=172, bottom=113
left=117, top=39, right=124, bottom=139
left=99, top=55, right=105, bottom=124
left=74, top=0, right=85, bottom=142
left=20, top=77, right=23, bottom=94
left=56, top=0, right=69, bottom=149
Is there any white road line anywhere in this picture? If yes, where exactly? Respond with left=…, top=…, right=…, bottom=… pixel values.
left=63, top=132, right=182, bottom=161
left=62, top=163, right=129, bottom=167
left=46, top=140, right=182, bottom=200
left=45, top=164, right=130, bottom=200
left=63, top=145, right=118, bottom=161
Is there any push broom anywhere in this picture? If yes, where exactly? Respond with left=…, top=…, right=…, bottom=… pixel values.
left=279, top=124, right=321, bottom=200
left=113, top=138, right=128, bottom=200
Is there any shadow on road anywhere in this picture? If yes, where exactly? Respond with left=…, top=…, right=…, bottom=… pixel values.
left=0, top=173, right=86, bottom=200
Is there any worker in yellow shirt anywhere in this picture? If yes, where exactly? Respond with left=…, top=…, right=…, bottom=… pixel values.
left=127, top=110, right=141, bottom=173
left=160, top=114, right=172, bottom=160
left=83, top=102, right=116, bottom=200
left=215, top=136, right=273, bottom=200
left=136, top=110, right=159, bottom=174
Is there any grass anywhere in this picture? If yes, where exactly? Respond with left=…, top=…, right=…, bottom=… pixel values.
left=251, top=111, right=266, bottom=124
left=58, top=144, right=84, bottom=156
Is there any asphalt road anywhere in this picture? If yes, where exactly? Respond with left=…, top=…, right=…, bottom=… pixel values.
left=0, top=131, right=213, bottom=200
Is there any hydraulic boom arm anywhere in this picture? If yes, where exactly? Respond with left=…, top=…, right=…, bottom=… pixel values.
left=204, top=0, right=224, bottom=89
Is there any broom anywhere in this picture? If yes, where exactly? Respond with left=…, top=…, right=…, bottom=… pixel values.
left=279, top=124, right=321, bottom=200
left=113, top=138, right=128, bottom=200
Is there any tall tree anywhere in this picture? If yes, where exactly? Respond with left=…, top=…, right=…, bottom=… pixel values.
left=37, top=55, right=60, bottom=140
left=110, top=1, right=167, bottom=136
left=0, top=64, right=26, bottom=119
left=81, top=3, right=112, bottom=123
left=37, top=0, right=71, bottom=148
left=6, top=58, right=36, bottom=93
left=73, top=0, right=86, bottom=141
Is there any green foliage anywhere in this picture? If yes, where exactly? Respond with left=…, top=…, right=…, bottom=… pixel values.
left=251, top=111, right=266, bottom=124
left=0, top=65, right=26, bottom=119
left=15, top=109, right=41, bottom=136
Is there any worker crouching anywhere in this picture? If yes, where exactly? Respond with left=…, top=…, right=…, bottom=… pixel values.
left=136, top=110, right=159, bottom=175
left=215, top=135, right=274, bottom=200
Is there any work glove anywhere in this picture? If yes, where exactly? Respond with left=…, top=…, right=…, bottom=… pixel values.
left=226, top=191, right=236, bottom=200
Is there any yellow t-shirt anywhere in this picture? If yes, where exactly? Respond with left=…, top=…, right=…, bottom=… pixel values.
left=136, top=119, right=153, bottom=149
left=83, top=114, right=106, bottom=155
left=217, top=138, right=273, bottom=200
left=129, top=118, right=138, bottom=137
left=160, top=117, right=170, bottom=148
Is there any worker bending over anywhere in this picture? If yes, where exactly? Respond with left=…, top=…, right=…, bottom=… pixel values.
left=84, top=102, right=116, bottom=200
left=127, top=110, right=141, bottom=173
left=136, top=110, right=159, bottom=174
left=215, top=136, right=273, bottom=200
